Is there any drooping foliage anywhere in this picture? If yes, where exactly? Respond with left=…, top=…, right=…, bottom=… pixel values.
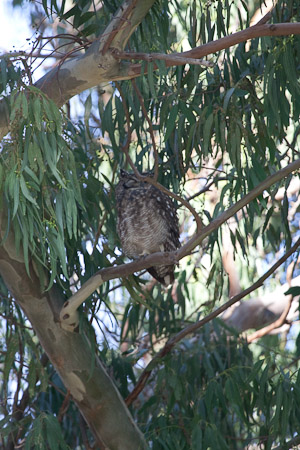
left=1, top=0, right=300, bottom=448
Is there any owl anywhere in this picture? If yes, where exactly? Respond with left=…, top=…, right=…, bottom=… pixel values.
left=115, top=170, right=180, bottom=286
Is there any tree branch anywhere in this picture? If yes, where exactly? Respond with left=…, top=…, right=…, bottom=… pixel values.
left=177, top=158, right=300, bottom=259
left=125, top=237, right=300, bottom=406
left=100, top=0, right=140, bottom=55
left=60, top=158, right=300, bottom=331
left=1, top=16, right=300, bottom=140
left=114, top=50, right=213, bottom=67
left=0, top=0, right=156, bottom=140
left=247, top=295, right=294, bottom=343
left=127, top=23, right=300, bottom=76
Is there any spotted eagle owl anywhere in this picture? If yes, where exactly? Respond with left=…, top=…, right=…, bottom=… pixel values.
left=116, top=170, right=180, bottom=286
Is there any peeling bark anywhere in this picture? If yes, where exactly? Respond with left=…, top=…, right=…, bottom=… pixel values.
left=0, top=0, right=156, bottom=140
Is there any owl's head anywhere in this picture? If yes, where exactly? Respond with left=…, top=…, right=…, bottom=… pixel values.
left=118, top=169, right=153, bottom=190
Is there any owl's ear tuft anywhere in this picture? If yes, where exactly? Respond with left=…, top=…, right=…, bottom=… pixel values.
left=120, top=169, right=128, bottom=177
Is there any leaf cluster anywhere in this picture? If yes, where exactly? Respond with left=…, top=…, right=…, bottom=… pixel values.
left=138, top=322, right=300, bottom=449
left=1, top=86, right=83, bottom=285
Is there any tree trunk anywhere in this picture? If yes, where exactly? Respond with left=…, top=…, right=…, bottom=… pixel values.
left=0, top=216, right=147, bottom=449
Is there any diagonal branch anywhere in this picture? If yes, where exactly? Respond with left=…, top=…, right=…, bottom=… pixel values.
left=177, top=158, right=300, bottom=259
left=0, top=0, right=156, bottom=140
left=1, top=18, right=300, bottom=139
left=127, top=22, right=300, bottom=76
left=125, top=237, right=300, bottom=406
left=60, top=158, right=300, bottom=331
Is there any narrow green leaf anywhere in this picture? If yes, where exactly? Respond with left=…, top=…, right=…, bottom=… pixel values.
left=12, top=176, right=20, bottom=218
left=24, top=166, right=40, bottom=185
left=203, top=112, right=214, bottom=154
left=4, top=334, right=19, bottom=384
left=147, top=61, right=156, bottom=100
left=223, top=87, right=235, bottom=112
left=20, top=175, right=38, bottom=206
left=1, top=58, right=7, bottom=91
left=42, top=134, right=66, bottom=188
left=285, top=286, right=300, bottom=297
left=28, top=358, right=37, bottom=397
left=164, top=104, right=178, bottom=141
left=33, top=96, right=42, bottom=130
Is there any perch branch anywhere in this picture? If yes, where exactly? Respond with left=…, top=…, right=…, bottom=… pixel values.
left=60, top=158, right=300, bottom=331
left=125, top=237, right=300, bottom=406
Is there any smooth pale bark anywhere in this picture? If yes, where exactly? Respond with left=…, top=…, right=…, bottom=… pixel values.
left=223, top=275, right=300, bottom=332
left=0, top=215, right=147, bottom=450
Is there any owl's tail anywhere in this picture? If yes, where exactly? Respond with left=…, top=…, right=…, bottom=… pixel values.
left=147, top=266, right=175, bottom=287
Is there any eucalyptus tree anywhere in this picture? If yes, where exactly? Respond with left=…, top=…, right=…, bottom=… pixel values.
left=1, top=0, right=300, bottom=449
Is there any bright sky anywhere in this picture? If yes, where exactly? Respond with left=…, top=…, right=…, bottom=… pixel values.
left=0, top=1, right=33, bottom=53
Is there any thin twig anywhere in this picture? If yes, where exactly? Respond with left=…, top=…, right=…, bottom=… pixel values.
left=251, top=0, right=278, bottom=26
left=143, top=176, right=203, bottom=232
left=79, top=414, right=95, bottom=450
left=185, top=177, right=228, bottom=202
left=58, top=390, right=71, bottom=422
left=101, top=0, right=139, bottom=55
left=125, top=237, right=300, bottom=405
left=115, top=81, right=141, bottom=176
left=131, top=78, right=159, bottom=181
left=272, top=434, right=300, bottom=450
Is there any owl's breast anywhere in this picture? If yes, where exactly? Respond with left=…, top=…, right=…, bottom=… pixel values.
left=117, top=194, right=168, bottom=258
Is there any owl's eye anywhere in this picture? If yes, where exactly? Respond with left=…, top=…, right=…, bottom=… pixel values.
left=124, top=179, right=138, bottom=189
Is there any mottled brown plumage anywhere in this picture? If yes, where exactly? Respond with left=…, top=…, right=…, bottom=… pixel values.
left=116, top=170, right=180, bottom=285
